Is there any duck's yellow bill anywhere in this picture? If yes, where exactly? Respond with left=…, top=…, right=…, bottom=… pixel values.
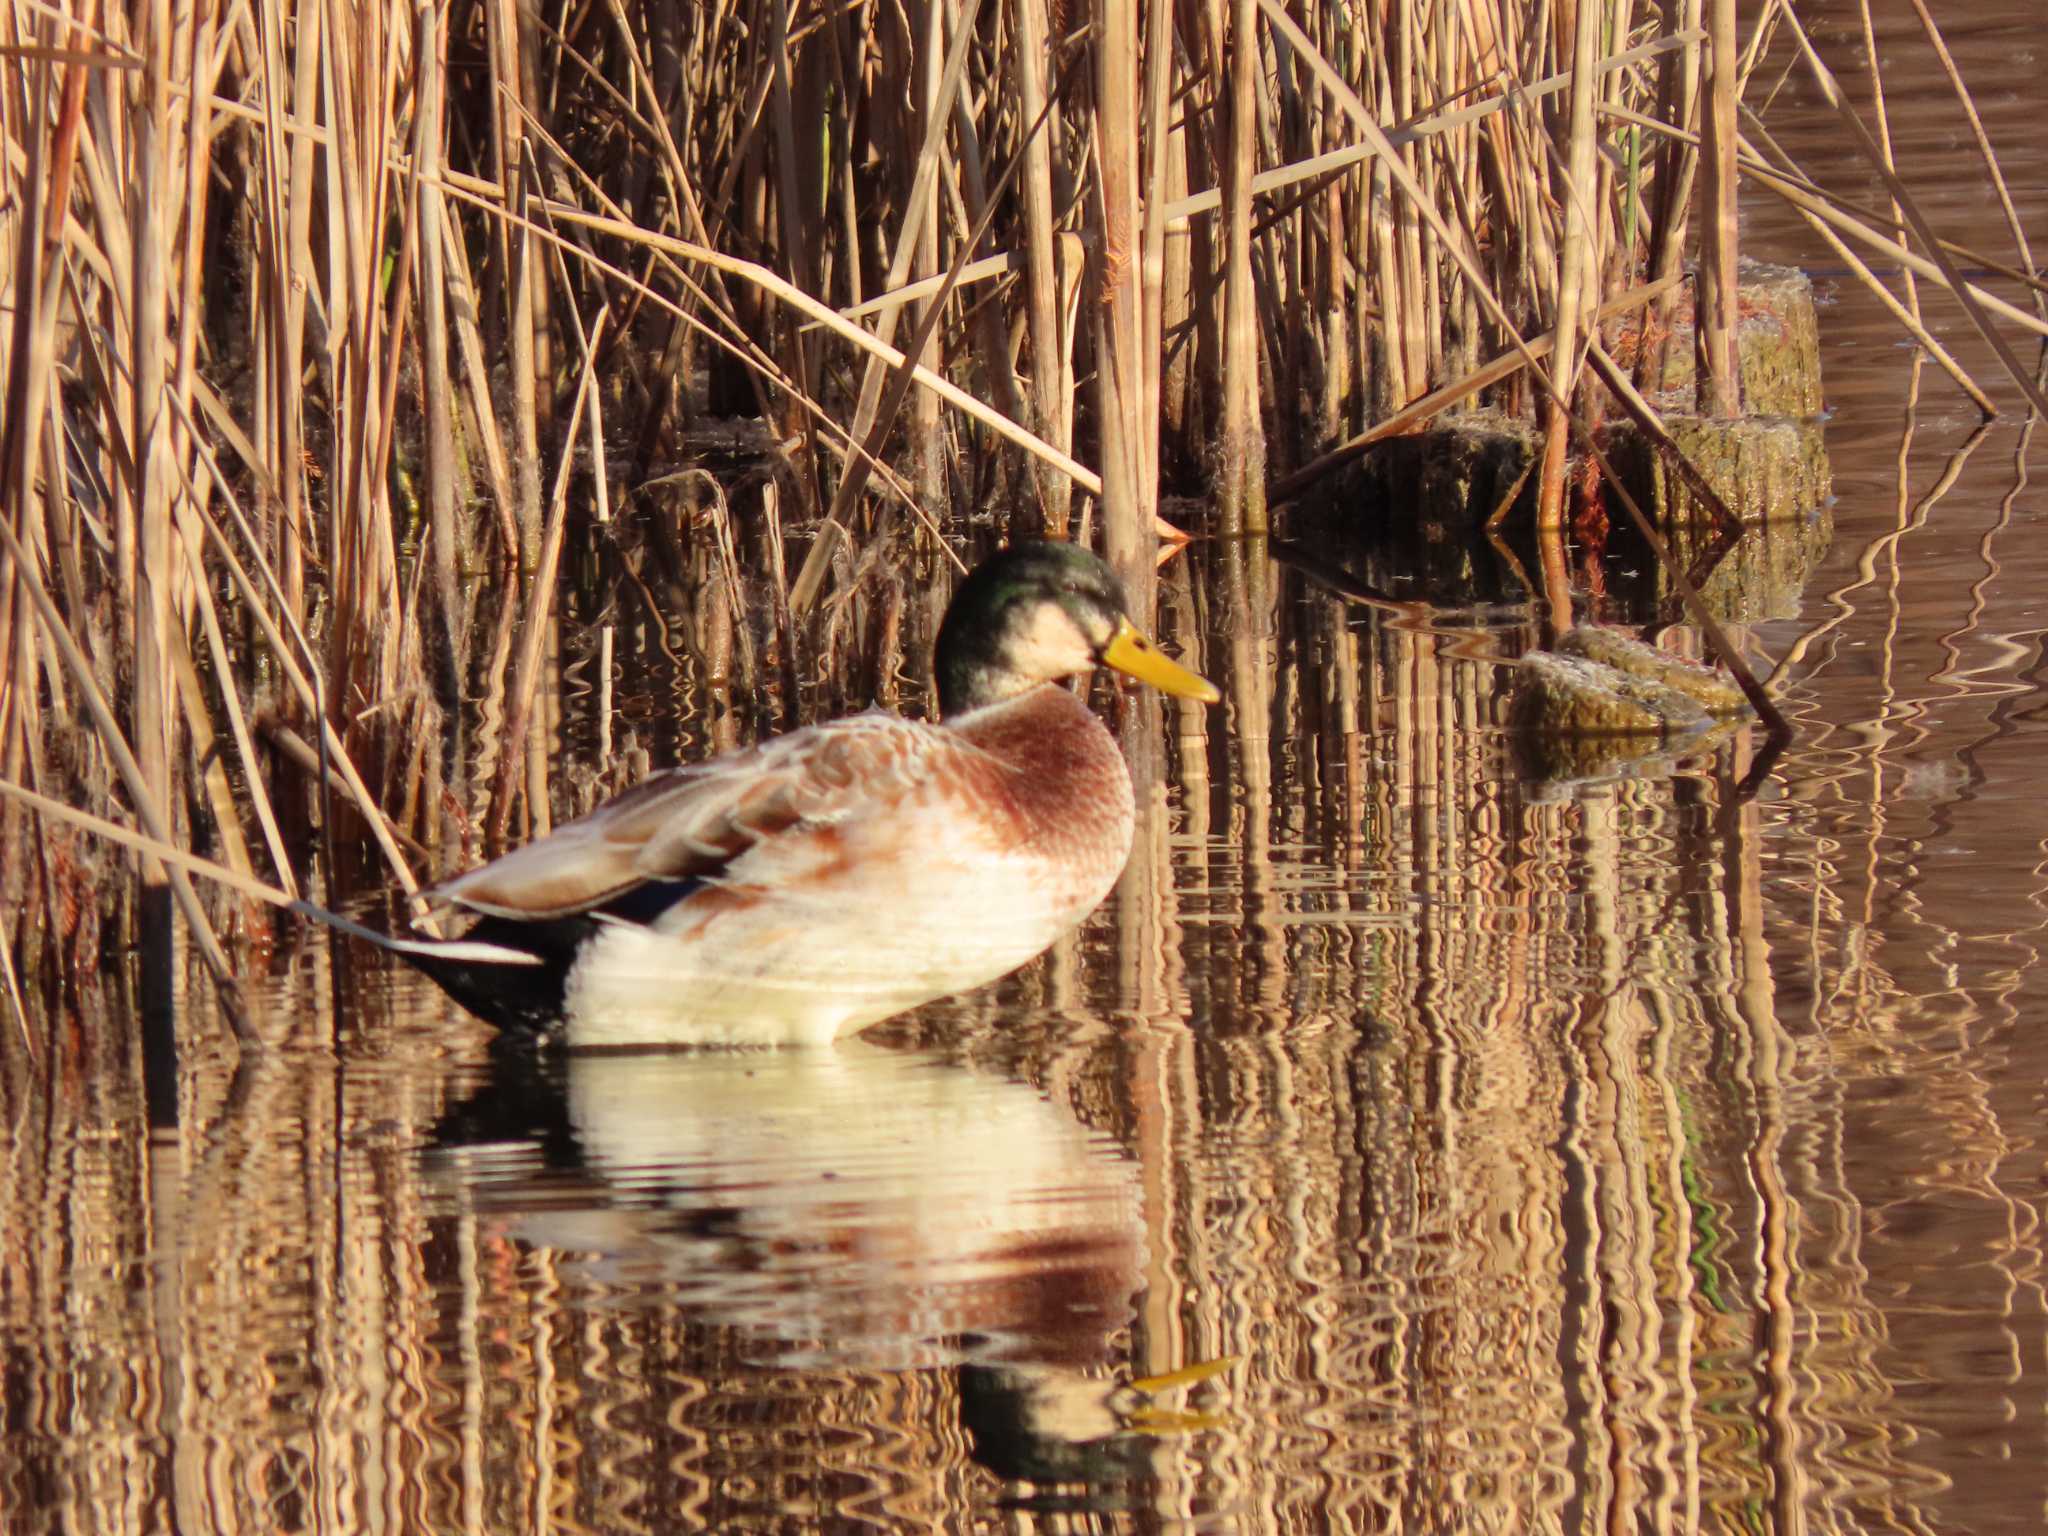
left=1102, top=619, right=1221, bottom=703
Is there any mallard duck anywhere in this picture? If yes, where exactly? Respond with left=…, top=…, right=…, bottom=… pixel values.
left=373, top=542, right=1217, bottom=1047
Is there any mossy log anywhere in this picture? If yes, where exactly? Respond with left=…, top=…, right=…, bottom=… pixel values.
left=1604, top=259, right=1832, bottom=532
left=1513, top=627, right=1751, bottom=783
left=1635, top=260, right=1824, bottom=417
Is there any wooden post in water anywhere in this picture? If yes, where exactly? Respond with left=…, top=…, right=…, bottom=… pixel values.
left=1696, top=0, right=1742, bottom=416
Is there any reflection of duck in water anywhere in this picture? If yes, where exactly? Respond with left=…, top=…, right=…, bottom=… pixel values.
left=433, top=1040, right=1147, bottom=1371
left=961, top=1356, right=1235, bottom=1493
left=368, top=543, right=1217, bottom=1047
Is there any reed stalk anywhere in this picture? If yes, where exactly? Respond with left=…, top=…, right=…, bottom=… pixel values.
left=1214, top=0, right=1265, bottom=536
left=1011, top=0, right=1071, bottom=534
left=1093, top=0, right=1150, bottom=579
left=1738, top=113, right=1996, bottom=414
left=1854, top=0, right=1918, bottom=328
left=1695, top=0, right=1741, bottom=415
left=1536, top=0, right=1609, bottom=536
left=1778, top=3, right=2048, bottom=419
left=1902, top=0, right=2042, bottom=319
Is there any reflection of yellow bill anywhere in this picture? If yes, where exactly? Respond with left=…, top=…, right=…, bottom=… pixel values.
left=1127, top=1406, right=1228, bottom=1435
left=1128, top=1355, right=1240, bottom=1396
left=1101, top=619, right=1221, bottom=704
left=1124, top=1353, right=1237, bottom=1436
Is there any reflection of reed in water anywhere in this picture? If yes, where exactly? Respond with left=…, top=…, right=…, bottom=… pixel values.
left=6, top=533, right=2033, bottom=1532
left=1076, top=559, right=1953, bottom=1532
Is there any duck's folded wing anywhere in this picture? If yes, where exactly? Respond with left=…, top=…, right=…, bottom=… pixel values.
left=425, top=714, right=957, bottom=921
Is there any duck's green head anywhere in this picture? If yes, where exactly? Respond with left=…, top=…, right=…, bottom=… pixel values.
left=935, top=542, right=1220, bottom=717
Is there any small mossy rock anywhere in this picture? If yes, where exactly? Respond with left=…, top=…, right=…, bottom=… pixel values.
left=1555, top=627, right=1748, bottom=716
left=1515, top=636, right=1750, bottom=784
left=1516, top=651, right=1713, bottom=737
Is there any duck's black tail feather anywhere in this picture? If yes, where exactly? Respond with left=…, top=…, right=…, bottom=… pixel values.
left=291, top=900, right=575, bottom=1035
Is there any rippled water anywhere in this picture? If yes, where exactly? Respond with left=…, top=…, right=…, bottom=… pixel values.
left=9, top=3, right=2048, bottom=1531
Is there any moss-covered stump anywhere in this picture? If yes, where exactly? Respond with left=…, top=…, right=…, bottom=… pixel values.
left=1605, top=412, right=1832, bottom=527
left=1632, top=260, right=1825, bottom=418
left=1602, top=258, right=1831, bottom=544
left=1514, top=627, right=1751, bottom=783
left=1336, top=409, right=1538, bottom=537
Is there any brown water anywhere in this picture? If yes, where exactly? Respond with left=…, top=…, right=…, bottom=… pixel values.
left=8, top=4, right=2048, bottom=1531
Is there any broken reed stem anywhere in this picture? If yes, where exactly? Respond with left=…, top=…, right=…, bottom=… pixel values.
left=0, top=774, right=299, bottom=915
left=1616, top=96, right=2048, bottom=342
left=1738, top=112, right=1996, bottom=415
left=1732, top=147, right=2048, bottom=342
left=1901, top=0, right=2043, bottom=318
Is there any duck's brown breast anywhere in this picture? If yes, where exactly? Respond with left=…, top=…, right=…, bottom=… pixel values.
left=948, top=685, right=1135, bottom=885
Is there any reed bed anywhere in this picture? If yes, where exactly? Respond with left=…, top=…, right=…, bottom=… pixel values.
left=0, top=0, right=2034, bottom=1021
